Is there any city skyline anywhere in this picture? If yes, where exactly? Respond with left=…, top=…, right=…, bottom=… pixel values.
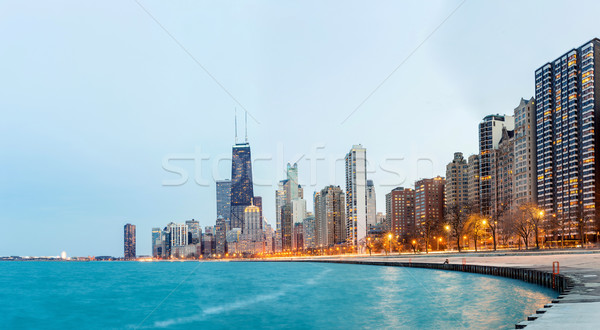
left=4, top=1, right=600, bottom=257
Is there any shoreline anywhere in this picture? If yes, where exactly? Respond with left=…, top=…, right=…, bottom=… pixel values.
left=265, top=251, right=600, bottom=329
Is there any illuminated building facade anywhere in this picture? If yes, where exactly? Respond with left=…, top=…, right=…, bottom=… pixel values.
left=366, top=180, right=377, bottom=229
left=535, top=38, right=600, bottom=236
left=216, top=179, right=231, bottom=221
left=445, top=152, right=469, bottom=207
left=414, top=177, right=445, bottom=235
left=479, top=114, right=514, bottom=215
left=385, top=187, right=415, bottom=240
left=513, top=97, right=537, bottom=206
left=345, top=144, right=368, bottom=249
left=314, top=185, right=346, bottom=247
left=230, top=143, right=254, bottom=230
left=467, top=154, right=481, bottom=210
left=124, top=223, right=136, bottom=260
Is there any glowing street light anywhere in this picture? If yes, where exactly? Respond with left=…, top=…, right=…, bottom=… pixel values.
left=388, top=233, right=393, bottom=254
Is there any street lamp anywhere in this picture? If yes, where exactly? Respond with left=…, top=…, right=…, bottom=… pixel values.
left=388, top=233, right=393, bottom=254
left=445, top=225, right=451, bottom=251
left=438, top=237, right=442, bottom=251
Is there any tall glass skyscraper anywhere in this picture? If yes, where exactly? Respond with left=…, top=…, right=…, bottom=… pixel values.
left=535, top=38, right=600, bottom=236
left=230, top=143, right=254, bottom=230
left=345, top=144, right=367, bottom=250
left=216, top=179, right=231, bottom=221
left=124, top=223, right=136, bottom=260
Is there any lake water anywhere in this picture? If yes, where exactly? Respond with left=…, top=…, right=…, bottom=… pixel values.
left=0, top=261, right=556, bottom=329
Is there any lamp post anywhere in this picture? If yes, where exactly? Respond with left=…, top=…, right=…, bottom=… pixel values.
left=438, top=237, right=442, bottom=251
left=482, top=219, right=487, bottom=250
left=445, top=225, right=451, bottom=251
left=388, top=233, right=393, bottom=255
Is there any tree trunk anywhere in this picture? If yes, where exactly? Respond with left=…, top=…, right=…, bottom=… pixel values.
left=456, top=236, right=461, bottom=252
left=492, top=227, right=497, bottom=251
left=474, top=236, right=478, bottom=252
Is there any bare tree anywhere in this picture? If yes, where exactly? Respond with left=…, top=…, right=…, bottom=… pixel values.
left=521, top=203, right=544, bottom=249
left=445, top=203, right=471, bottom=252
left=511, top=207, right=532, bottom=249
left=467, top=213, right=487, bottom=252
left=418, top=216, right=440, bottom=254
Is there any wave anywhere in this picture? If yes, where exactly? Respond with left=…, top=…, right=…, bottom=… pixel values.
left=152, top=267, right=331, bottom=328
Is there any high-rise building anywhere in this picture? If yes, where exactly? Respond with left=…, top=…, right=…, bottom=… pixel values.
left=314, top=185, right=346, bottom=247
left=185, top=219, right=202, bottom=245
left=376, top=212, right=386, bottom=225
left=254, top=196, right=263, bottom=223
left=479, top=115, right=514, bottom=215
left=345, top=144, right=368, bottom=250
left=293, top=223, right=304, bottom=251
left=385, top=187, right=415, bottom=240
left=243, top=202, right=262, bottom=242
left=202, top=232, right=215, bottom=256
left=513, top=97, right=537, bottom=207
left=287, top=163, right=299, bottom=200
left=467, top=154, right=481, bottom=210
left=366, top=180, right=377, bottom=229
left=230, top=142, right=254, bottom=230
left=303, top=213, right=316, bottom=249
left=226, top=228, right=241, bottom=254
left=276, top=163, right=304, bottom=251
left=215, top=216, right=228, bottom=255
left=151, top=227, right=162, bottom=258
left=492, top=127, right=515, bottom=216
left=445, top=152, right=469, bottom=207
left=535, top=39, right=600, bottom=237
left=415, top=177, right=445, bottom=238
left=166, top=222, right=188, bottom=247
left=216, top=179, right=231, bottom=221
left=124, top=223, right=136, bottom=260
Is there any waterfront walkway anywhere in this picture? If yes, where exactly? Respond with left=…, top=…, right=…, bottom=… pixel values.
left=284, top=250, right=600, bottom=329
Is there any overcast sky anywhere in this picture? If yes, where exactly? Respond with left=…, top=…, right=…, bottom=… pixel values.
left=2, top=0, right=600, bottom=257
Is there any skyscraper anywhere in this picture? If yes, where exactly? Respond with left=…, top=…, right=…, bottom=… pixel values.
left=492, top=127, right=515, bottom=216
left=345, top=144, right=368, bottom=250
left=151, top=227, right=162, bottom=258
left=215, top=216, right=228, bottom=255
left=445, top=152, right=469, bottom=207
left=414, top=177, right=445, bottom=242
left=230, top=142, right=254, bottom=230
left=276, top=163, right=304, bottom=251
left=385, top=187, right=415, bottom=240
left=479, top=114, right=514, bottom=215
left=513, top=97, right=537, bottom=206
left=303, top=213, right=316, bottom=249
left=467, top=154, right=481, bottom=210
left=166, top=222, right=188, bottom=247
left=124, top=223, right=136, bottom=260
left=216, top=179, right=231, bottom=221
left=185, top=219, right=202, bottom=245
left=366, top=180, right=377, bottom=229
left=314, top=185, right=346, bottom=247
left=535, top=39, right=600, bottom=237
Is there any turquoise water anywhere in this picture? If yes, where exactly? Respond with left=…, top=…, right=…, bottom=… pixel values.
left=0, top=261, right=555, bottom=329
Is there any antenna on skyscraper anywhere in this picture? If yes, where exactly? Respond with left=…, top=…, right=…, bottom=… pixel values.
left=234, top=108, right=238, bottom=144
left=245, top=110, right=248, bottom=143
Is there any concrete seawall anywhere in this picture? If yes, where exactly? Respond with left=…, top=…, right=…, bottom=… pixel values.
left=297, top=259, right=571, bottom=294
